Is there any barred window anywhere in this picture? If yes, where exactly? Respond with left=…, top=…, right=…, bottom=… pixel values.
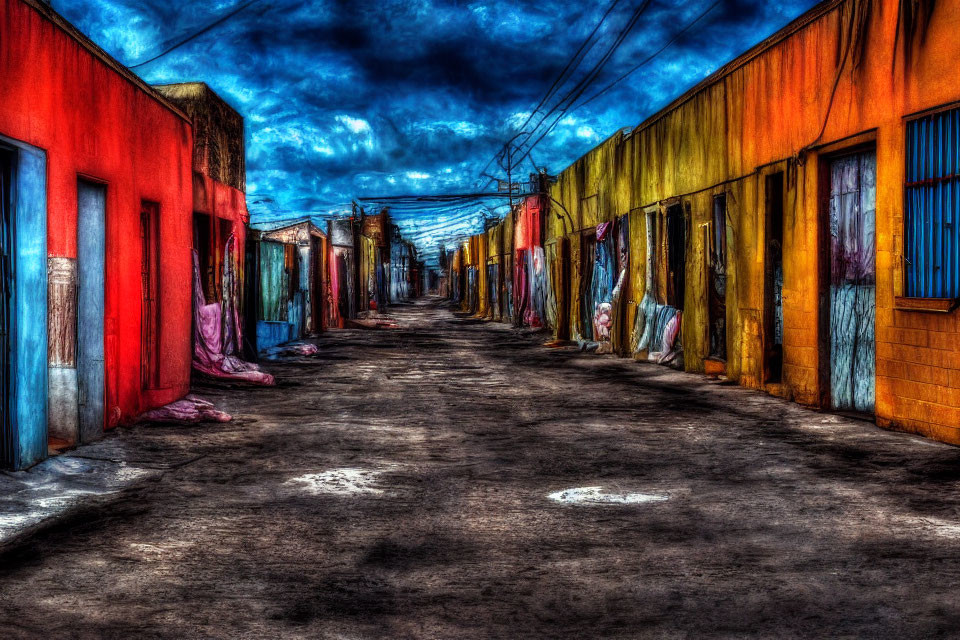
left=905, top=108, right=960, bottom=298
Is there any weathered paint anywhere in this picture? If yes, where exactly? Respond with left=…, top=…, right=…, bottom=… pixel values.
left=0, top=137, right=47, bottom=469
left=256, top=321, right=294, bottom=351
left=2, top=0, right=195, bottom=442
left=252, top=221, right=329, bottom=348
left=47, top=256, right=78, bottom=443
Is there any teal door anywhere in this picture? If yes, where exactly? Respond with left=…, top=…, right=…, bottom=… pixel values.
left=77, top=181, right=105, bottom=442
left=0, top=139, right=47, bottom=470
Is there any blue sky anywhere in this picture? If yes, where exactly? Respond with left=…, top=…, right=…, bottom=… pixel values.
left=54, top=0, right=818, bottom=264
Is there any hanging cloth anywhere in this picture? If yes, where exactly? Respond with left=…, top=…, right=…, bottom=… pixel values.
left=193, top=249, right=275, bottom=385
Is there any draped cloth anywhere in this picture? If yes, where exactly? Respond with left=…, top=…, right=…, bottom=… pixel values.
left=193, top=238, right=275, bottom=385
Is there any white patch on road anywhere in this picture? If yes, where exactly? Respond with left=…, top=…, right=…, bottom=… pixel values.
left=286, top=468, right=386, bottom=495
left=0, top=459, right=157, bottom=542
left=548, top=486, right=669, bottom=505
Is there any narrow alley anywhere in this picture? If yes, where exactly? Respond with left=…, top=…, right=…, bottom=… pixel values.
left=2, top=299, right=960, bottom=638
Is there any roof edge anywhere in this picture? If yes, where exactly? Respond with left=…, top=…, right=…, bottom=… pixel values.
left=20, top=0, right=191, bottom=124
left=555, top=0, right=843, bottom=177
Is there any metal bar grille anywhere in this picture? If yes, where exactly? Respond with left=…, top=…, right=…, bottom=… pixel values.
left=905, top=108, right=960, bottom=298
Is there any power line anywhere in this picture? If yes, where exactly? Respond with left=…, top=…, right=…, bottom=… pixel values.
left=512, top=0, right=653, bottom=151
left=510, top=0, right=721, bottom=171
left=129, top=0, right=263, bottom=69
left=574, top=0, right=722, bottom=111
left=355, top=192, right=521, bottom=203
left=506, top=0, right=654, bottom=169
left=486, top=0, right=623, bottom=167
left=478, top=0, right=625, bottom=188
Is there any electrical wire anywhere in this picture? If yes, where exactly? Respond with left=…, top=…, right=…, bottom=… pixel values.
left=510, top=0, right=721, bottom=171
left=129, top=0, right=264, bottom=69
left=574, top=0, right=721, bottom=111
left=482, top=0, right=655, bottom=184
left=494, top=0, right=623, bottom=156
left=477, top=0, right=625, bottom=185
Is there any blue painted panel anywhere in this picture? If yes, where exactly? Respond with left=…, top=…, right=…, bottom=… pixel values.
left=288, top=291, right=304, bottom=340
left=2, top=140, right=48, bottom=469
left=256, top=321, right=293, bottom=351
left=905, top=109, right=960, bottom=298
left=77, top=181, right=105, bottom=443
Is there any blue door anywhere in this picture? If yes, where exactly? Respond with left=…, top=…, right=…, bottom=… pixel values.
left=829, top=152, right=876, bottom=414
left=0, top=149, right=15, bottom=467
left=77, top=181, right=105, bottom=443
left=0, top=139, right=47, bottom=470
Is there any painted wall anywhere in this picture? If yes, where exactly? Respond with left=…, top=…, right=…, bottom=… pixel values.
left=1, top=0, right=194, bottom=440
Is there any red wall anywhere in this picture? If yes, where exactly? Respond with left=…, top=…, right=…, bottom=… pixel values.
left=514, top=196, right=542, bottom=252
left=0, top=0, right=195, bottom=424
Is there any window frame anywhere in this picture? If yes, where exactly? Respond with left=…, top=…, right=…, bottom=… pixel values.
left=897, top=101, right=960, bottom=311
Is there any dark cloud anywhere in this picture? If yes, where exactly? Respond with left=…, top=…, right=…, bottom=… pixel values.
left=53, top=0, right=818, bottom=263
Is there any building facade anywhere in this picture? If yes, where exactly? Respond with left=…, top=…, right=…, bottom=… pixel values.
left=1, top=0, right=195, bottom=467
left=455, top=0, right=960, bottom=445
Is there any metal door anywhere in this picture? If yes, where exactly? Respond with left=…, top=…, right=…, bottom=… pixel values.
left=77, top=181, right=105, bottom=442
left=829, top=152, right=876, bottom=414
left=0, top=150, right=14, bottom=466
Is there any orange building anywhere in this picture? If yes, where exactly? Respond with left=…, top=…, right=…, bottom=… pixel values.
left=541, top=0, right=960, bottom=444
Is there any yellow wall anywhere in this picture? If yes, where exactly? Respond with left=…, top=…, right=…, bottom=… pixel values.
left=541, top=0, right=960, bottom=443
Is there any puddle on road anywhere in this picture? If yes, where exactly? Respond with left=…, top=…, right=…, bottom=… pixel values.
left=285, top=468, right=386, bottom=496
left=548, top=486, right=669, bottom=505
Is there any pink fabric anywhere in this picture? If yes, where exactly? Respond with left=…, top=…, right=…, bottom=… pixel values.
left=198, top=302, right=222, bottom=355
left=222, top=234, right=243, bottom=355
left=139, top=394, right=232, bottom=424
left=192, top=249, right=276, bottom=385
left=656, top=312, right=682, bottom=364
left=275, top=343, right=320, bottom=356
left=596, top=221, right=612, bottom=242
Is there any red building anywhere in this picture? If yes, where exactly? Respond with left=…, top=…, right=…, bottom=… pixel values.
left=0, top=0, right=195, bottom=467
left=154, top=83, right=249, bottom=322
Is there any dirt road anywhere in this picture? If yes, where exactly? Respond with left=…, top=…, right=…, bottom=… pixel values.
left=3, top=298, right=960, bottom=638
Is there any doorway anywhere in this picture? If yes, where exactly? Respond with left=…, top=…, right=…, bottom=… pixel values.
left=708, top=195, right=728, bottom=362
left=827, top=151, right=876, bottom=414
left=0, top=139, right=47, bottom=469
left=77, top=180, right=106, bottom=443
left=580, top=233, right=597, bottom=340
left=141, top=201, right=160, bottom=390
left=666, top=204, right=686, bottom=311
left=310, top=236, right=323, bottom=334
left=764, top=173, right=784, bottom=384
left=558, top=237, right=571, bottom=340
left=193, top=212, right=214, bottom=303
